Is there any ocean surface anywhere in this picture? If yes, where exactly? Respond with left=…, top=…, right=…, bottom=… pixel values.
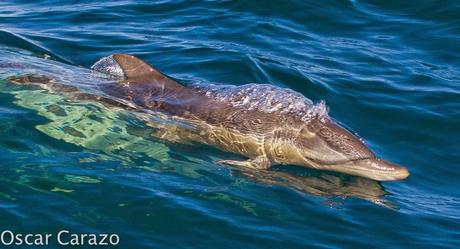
left=0, top=1, right=459, bottom=248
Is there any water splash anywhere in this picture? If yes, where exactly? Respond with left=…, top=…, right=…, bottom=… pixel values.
left=197, top=83, right=330, bottom=122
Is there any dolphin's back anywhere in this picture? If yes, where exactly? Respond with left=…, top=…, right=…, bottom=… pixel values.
left=92, top=54, right=328, bottom=125
left=89, top=54, right=332, bottom=141
left=194, top=83, right=329, bottom=123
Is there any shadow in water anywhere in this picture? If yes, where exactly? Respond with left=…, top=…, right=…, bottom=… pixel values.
left=232, top=166, right=395, bottom=209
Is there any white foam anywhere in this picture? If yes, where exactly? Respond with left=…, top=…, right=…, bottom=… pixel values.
left=196, top=83, right=329, bottom=122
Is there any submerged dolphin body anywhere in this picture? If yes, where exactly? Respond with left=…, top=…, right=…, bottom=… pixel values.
left=8, top=54, right=409, bottom=181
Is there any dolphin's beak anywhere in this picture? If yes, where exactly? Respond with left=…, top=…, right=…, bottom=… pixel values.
left=328, top=158, right=410, bottom=181
left=299, top=117, right=410, bottom=181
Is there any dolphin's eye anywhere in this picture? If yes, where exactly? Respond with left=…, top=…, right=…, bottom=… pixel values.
left=299, top=126, right=316, bottom=139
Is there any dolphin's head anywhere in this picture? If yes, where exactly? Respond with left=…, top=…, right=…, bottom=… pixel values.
left=292, top=117, right=409, bottom=181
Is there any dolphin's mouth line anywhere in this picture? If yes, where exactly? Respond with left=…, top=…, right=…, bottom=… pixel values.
left=305, top=156, right=409, bottom=176
left=326, top=158, right=400, bottom=172
left=307, top=156, right=376, bottom=168
left=310, top=157, right=410, bottom=181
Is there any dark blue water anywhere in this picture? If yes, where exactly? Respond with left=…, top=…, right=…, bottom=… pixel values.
left=0, top=1, right=459, bottom=248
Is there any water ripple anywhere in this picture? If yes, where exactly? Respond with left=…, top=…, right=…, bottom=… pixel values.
left=0, top=0, right=459, bottom=248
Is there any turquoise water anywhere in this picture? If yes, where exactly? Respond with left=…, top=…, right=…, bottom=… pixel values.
left=0, top=1, right=459, bottom=248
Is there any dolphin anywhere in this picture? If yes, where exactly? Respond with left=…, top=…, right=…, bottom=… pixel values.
left=7, top=53, right=409, bottom=181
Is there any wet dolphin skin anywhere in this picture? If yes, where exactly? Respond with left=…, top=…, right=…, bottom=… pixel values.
left=8, top=53, right=410, bottom=181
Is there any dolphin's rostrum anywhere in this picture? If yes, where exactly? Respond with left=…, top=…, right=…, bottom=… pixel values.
left=9, top=53, right=410, bottom=181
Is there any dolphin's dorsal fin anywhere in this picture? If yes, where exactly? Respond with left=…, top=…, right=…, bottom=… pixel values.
left=111, top=53, right=182, bottom=88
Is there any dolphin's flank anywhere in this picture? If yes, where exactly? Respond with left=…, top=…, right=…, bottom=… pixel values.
left=9, top=53, right=410, bottom=181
